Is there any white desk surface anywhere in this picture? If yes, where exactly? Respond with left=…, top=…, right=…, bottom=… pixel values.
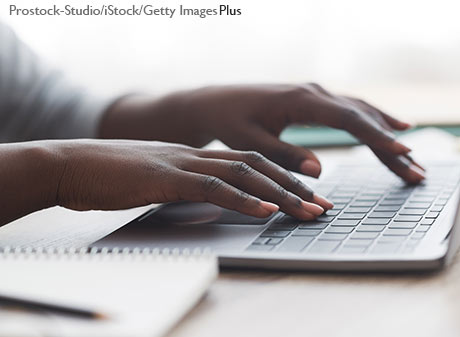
left=2, top=129, right=460, bottom=337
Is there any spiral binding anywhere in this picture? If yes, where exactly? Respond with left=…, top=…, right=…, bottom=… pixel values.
left=0, top=246, right=213, bottom=261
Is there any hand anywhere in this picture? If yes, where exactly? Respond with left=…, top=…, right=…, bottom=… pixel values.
left=52, top=140, right=333, bottom=220
left=101, top=84, right=425, bottom=183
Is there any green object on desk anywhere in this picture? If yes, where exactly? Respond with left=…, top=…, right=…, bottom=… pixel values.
left=280, top=125, right=460, bottom=148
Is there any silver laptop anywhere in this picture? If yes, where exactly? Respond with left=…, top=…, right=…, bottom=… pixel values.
left=94, top=161, right=460, bottom=271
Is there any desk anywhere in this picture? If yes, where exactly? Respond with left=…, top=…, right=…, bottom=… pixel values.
left=168, top=257, right=460, bottom=337
left=1, top=130, right=460, bottom=337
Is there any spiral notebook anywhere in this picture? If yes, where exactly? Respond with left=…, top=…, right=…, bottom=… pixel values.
left=0, top=247, right=217, bottom=337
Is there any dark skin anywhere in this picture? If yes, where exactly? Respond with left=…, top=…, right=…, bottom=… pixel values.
left=0, top=83, right=425, bottom=226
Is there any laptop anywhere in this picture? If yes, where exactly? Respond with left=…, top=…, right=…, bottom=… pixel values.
left=93, top=161, right=460, bottom=272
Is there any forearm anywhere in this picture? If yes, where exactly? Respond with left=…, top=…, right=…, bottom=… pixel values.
left=0, top=142, right=61, bottom=226
left=98, top=91, right=213, bottom=147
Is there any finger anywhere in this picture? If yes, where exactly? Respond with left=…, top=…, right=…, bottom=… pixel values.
left=177, top=171, right=280, bottom=218
left=371, top=148, right=425, bottom=184
left=229, top=126, right=322, bottom=177
left=344, top=97, right=411, bottom=131
left=404, top=153, right=426, bottom=172
left=291, top=92, right=412, bottom=154
left=183, top=158, right=325, bottom=220
left=381, top=111, right=412, bottom=130
left=199, top=149, right=333, bottom=210
left=341, top=96, right=393, bottom=131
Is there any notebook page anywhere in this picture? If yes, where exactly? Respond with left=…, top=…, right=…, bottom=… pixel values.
left=0, top=251, right=217, bottom=337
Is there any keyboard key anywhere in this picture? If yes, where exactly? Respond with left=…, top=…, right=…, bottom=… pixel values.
left=411, top=232, right=426, bottom=240
left=370, top=243, right=401, bottom=254
left=351, top=201, right=376, bottom=207
left=387, top=192, right=411, bottom=198
left=383, top=228, right=412, bottom=236
left=377, top=236, right=407, bottom=243
left=331, top=220, right=360, bottom=227
left=435, top=199, right=449, bottom=206
left=345, top=239, right=374, bottom=247
left=416, top=225, right=431, bottom=233
left=332, top=203, right=347, bottom=210
left=361, top=218, right=390, bottom=225
left=399, top=208, right=427, bottom=216
left=325, top=210, right=341, bottom=216
left=292, top=228, right=322, bottom=236
left=308, top=240, right=341, bottom=253
left=338, top=214, right=365, bottom=220
left=380, top=199, right=406, bottom=206
left=247, top=244, right=274, bottom=251
left=269, top=223, right=297, bottom=231
left=339, top=246, right=367, bottom=254
left=319, top=233, right=348, bottom=241
left=406, top=202, right=431, bottom=209
left=344, top=207, right=371, bottom=213
left=260, top=230, right=291, bottom=238
left=368, top=211, right=396, bottom=218
left=361, top=191, right=384, bottom=196
left=410, top=197, right=435, bottom=203
left=331, top=192, right=355, bottom=198
left=394, top=215, right=422, bottom=222
left=275, top=215, right=299, bottom=224
left=356, top=196, right=381, bottom=201
left=413, top=192, right=438, bottom=198
left=325, top=227, right=354, bottom=234
left=277, top=237, right=314, bottom=252
left=389, top=222, right=417, bottom=229
left=267, top=238, right=283, bottom=245
left=253, top=237, right=270, bottom=245
left=357, top=225, right=385, bottom=232
left=331, top=197, right=353, bottom=203
left=292, top=229, right=322, bottom=236
left=375, top=205, right=401, bottom=212
left=350, top=232, right=379, bottom=240
left=298, top=223, right=328, bottom=230
left=425, top=212, right=440, bottom=219
left=316, top=215, right=336, bottom=223
left=420, top=219, right=435, bottom=225
left=430, top=205, right=443, bottom=212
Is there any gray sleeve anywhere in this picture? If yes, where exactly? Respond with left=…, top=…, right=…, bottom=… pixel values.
left=0, top=22, right=112, bottom=142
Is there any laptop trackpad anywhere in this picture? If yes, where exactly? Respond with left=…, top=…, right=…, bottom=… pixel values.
left=94, top=202, right=273, bottom=252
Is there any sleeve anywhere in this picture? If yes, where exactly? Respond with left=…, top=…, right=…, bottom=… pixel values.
left=0, top=22, right=113, bottom=142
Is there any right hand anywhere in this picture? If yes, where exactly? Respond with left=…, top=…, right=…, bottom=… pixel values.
left=52, top=139, right=333, bottom=220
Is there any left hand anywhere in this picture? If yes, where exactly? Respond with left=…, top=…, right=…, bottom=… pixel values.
left=100, top=83, right=425, bottom=183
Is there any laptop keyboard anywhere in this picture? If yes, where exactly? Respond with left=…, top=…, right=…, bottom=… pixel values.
left=246, top=164, right=460, bottom=255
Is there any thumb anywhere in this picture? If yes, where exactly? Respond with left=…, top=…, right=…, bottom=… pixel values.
left=243, top=127, right=322, bottom=177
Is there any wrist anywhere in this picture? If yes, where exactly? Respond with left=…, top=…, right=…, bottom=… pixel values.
left=20, top=141, right=63, bottom=210
left=0, top=141, right=63, bottom=225
left=98, top=90, right=214, bottom=147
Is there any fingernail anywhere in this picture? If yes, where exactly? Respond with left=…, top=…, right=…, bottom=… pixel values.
left=300, top=160, right=321, bottom=177
left=410, top=165, right=426, bottom=181
left=301, top=201, right=324, bottom=215
left=260, top=201, right=280, bottom=213
left=313, top=194, right=334, bottom=210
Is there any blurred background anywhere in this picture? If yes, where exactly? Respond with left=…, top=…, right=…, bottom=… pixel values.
left=2, top=0, right=460, bottom=125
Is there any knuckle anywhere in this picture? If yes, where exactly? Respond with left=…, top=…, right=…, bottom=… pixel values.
left=342, top=107, right=361, bottom=119
left=276, top=185, right=289, bottom=200
left=230, top=161, right=254, bottom=176
left=289, top=174, right=305, bottom=190
left=235, top=191, right=251, bottom=204
left=307, top=82, right=323, bottom=91
left=201, top=176, right=224, bottom=193
left=245, top=151, right=265, bottom=164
